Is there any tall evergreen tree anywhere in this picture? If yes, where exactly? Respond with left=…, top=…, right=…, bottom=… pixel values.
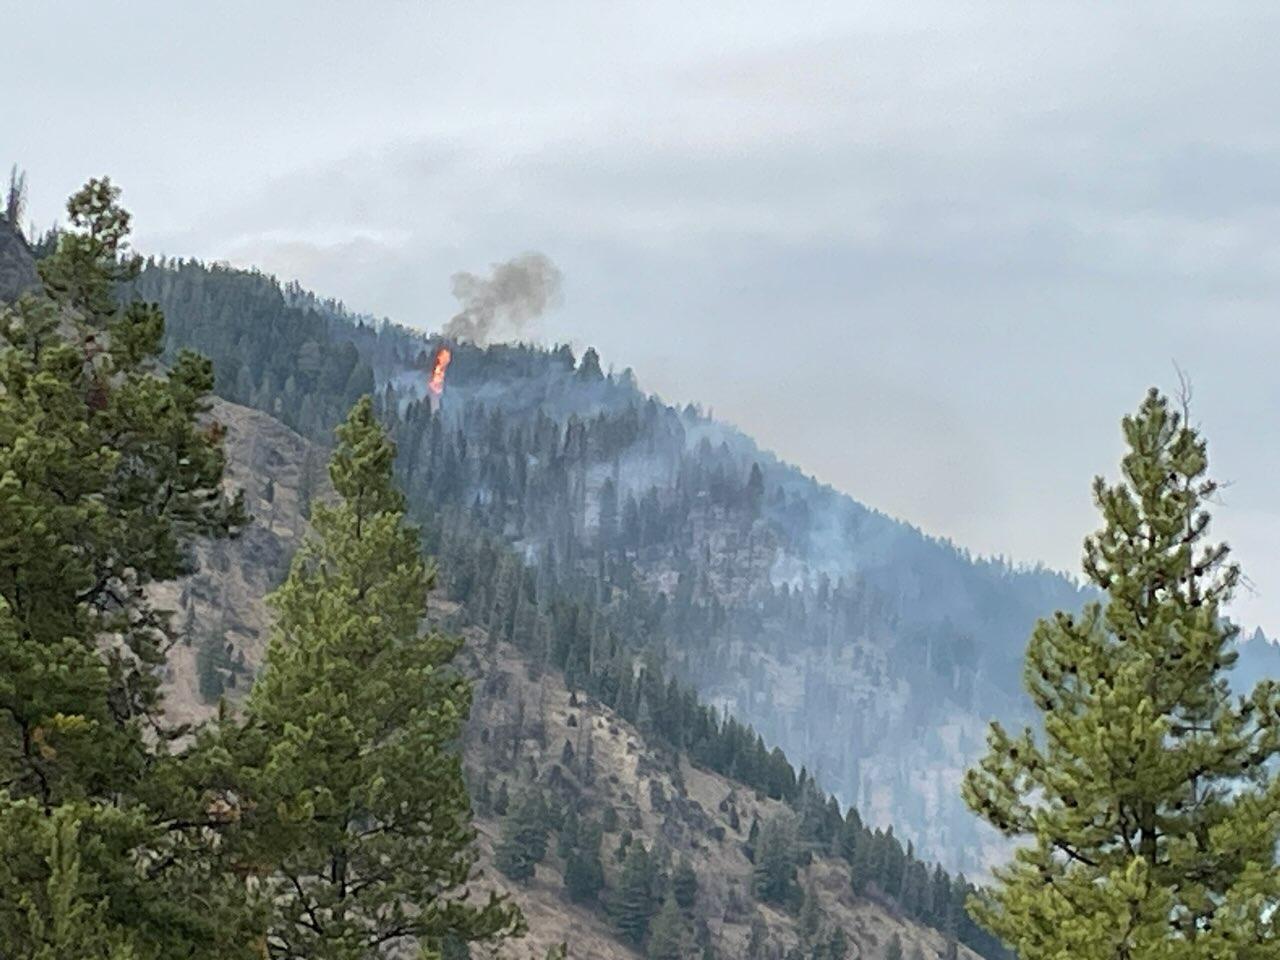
left=964, top=389, right=1280, bottom=958
left=0, top=178, right=254, bottom=957
left=752, top=814, right=799, bottom=907
left=564, top=820, right=605, bottom=904
left=235, top=397, right=522, bottom=958
left=494, top=790, right=550, bottom=885
left=612, top=840, right=657, bottom=945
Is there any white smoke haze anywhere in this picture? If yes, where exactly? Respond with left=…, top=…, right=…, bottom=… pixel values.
left=444, top=252, right=563, bottom=344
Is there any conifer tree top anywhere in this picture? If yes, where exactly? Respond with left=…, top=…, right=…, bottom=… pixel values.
left=963, top=387, right=1280, bottom=959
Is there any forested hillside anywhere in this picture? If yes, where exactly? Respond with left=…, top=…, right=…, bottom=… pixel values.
left=149, top=390, right=1003, bottom=959
left=129, top=257, right=1088, bottom=873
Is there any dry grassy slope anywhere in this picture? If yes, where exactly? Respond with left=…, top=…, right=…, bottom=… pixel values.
left=154, top=397, right=320, bottom=727
left=162, top=399, right=979, bottom=960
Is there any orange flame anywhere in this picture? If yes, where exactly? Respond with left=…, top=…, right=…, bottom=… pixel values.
left=428, top=346, right=452, bottom=397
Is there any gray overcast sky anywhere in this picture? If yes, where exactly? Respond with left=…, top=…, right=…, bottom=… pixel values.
left=7, top=1, right=1280, bottom=632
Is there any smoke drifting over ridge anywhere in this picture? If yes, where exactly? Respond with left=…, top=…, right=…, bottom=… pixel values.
left=444, top=252, right=563, bottom=344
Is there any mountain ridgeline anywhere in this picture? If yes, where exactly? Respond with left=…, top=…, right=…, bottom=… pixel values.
left=129, top=258, right=1093, bottom=878
left=114, top=257, right=1012, bottom=957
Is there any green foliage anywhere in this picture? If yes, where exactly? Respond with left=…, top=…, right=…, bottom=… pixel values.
left=672, top=856, right=698, bottom=911
left=883, top=932, right=903, bottom=960
left=0, top=802, right=129, bottom=958
left=556, top=806, right=580, bottom=860
left=611, top=840, right=658, bottom=945
left=563, top=818, right=605, bottom=904
left=124, top=260, right=374, bottom=443
left=798, top=884, right=821, bottom=945
left=751, top=814, right=799, bottom=907
left=964, top=389, right=1280, bottom=959
left=645, top=894, right=685, bottom=960
left=233, top=397, right=522, bottom=957
left=0, top=178, right=254, bottom=957
left=135, top=229, right=1026, bottom=959
left=494, top=790, right=550, bottom=884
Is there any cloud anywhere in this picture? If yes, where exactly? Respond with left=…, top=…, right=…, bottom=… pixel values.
left=15, top=0, right=1280, bottom=629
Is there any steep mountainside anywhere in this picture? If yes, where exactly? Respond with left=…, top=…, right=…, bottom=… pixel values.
left=151, top=397, right=320, bottom=728
left=163, top=395, right=995, bottom=959
left=128, top=259, right=1090, bottom=873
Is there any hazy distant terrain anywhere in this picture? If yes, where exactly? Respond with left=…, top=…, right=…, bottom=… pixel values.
left=127, top=260, right=1099, bottom=875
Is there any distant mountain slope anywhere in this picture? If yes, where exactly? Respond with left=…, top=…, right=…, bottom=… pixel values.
left=128, top=259, right=1093, bottom=874
left=159, top=395, right=999, bottom=959
left=418, top=342, right=1093, bottom=874
left=0, top=219, right=39, bottom=301
left=1234, top=627, right=1280, bottom=696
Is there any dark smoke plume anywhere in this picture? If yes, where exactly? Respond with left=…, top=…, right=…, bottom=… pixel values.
left=444, top=252, right=563, bottom=344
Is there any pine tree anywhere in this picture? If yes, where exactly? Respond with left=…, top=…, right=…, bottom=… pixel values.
left=883, top=932, right=903, bottom=960
left=752, top=814, right=799, bottom=906
left=798, top=884, right=822, bottom=946
left=0, top=804, right=142, bottom=958
left=557, top=806, right=581, bottom=860
left=564, top=845, right=605, bottom=904
left=495, top=790, right=550, bottom=884
left=236, top=397, right=522, bottom=957
left=963, top=389, right=1280, bottom=959
left=672, top=856, right=699, bottom=911
left=564, top=819, right=605, bottom=904
left=0, top=178, right=254, bottom=956
left=612, top=840, right=657, bottom=945
left=647, top=894, right=685, bottom=960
